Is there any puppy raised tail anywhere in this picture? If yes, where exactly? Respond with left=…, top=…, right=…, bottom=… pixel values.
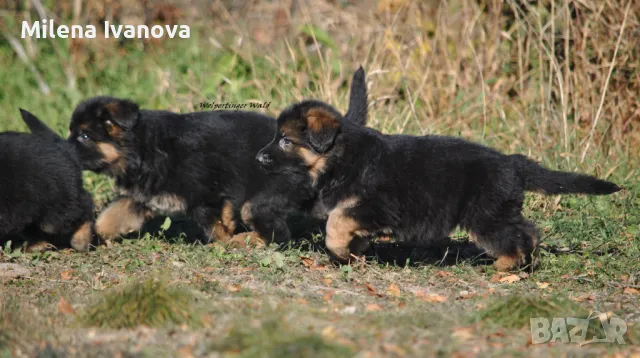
left=511, top=154, right=621, bottom=195
left=19, top=109, right=63, bottom=143
left=344, top=66, right=368, bottom=126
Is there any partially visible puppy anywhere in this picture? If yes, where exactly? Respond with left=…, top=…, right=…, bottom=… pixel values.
left=0, top=110, right=94, bottom=251
left=68, top=98, right=273, bottom=245
left=257, top=96, right=621, bottom=271
left=250, top=66, right=369, bottom=239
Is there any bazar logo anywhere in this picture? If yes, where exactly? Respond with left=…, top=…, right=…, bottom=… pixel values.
left=530, top=311, right=627, bottom=345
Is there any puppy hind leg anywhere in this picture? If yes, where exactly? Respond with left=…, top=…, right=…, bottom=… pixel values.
left=471, top=215, right=540, bottom=272
left=245, top=200, right=291, bottom=245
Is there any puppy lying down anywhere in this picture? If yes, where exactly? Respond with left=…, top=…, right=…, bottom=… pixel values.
left=256, top=99, right=620, bottom=271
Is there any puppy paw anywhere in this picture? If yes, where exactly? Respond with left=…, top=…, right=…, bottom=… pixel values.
left=70, top=222, right=93, bottom=252
left=227, top=232, right=267, bottom=249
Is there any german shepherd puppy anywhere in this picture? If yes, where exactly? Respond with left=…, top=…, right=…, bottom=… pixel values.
left=256, top=96, right=621, bottom=270
left=67, top=68, right=368, bottom=246
left=0, top=110, right=94, bottom=251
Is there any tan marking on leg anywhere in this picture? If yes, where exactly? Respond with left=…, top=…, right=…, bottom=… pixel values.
left=325, top=197, right=363, bottom=263
left=26, top=241, right=55, bottom=252
left=228, top=231, right=268, bottom=249
left=298, top=147, right=327, bottom=183
left=207, top=200, right=236, bottom=242
left=96, top=197, right=149, bottom=241
left=240, top=201, right=253, bottom=227
left=494, top=249, right=525, bottom=272
left=70, top=221, right=93, bottom=252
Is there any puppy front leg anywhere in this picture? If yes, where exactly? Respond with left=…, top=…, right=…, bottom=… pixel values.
left=241, top=200, right=291, bottom=245
left=325, top=198, right=365, bottom=263
left=70, top=221, right=94, bottom=251
left=195, top=201, right=236, bottom=244
left=95, top=197, right=150, bottom=242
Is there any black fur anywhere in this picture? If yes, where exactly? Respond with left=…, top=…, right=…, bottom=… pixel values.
left=0, top=110, right=94, bottom=251
left=67, top=68, right=368, bottom=245
left=258, top=99, right=621, bottom=270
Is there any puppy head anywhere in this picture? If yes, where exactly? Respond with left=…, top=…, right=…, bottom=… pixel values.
left=256, top=100, right=342, bottom=183
left=67, top=96, right=139, bottom=176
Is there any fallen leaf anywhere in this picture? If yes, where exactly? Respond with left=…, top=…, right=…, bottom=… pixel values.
left=321, top=325, right=336, bottom=339
left=387, top=283, right=401, bottom=297
left=365, top=283, right=377, bottom=293
left=323, top=290, right=334, bottom=302
left=382, top=343, right=406, bottom=356
left=623, top=287, right=639, bottom=295
left=436, top=270, right=453, bottom=278
left=365, top=303, right=382, bottom=312
left=456, top=290, right=477, bottom=300
left=452, top=327, right=474, bottom=340
left=58, top=297, right=74, bottom=315
left=300, top=256, right=314, bottom=268
left=177, top=346, right=195, bottom=358
left=572, top=294, right=595, bottom=302
left=535, top=281, right=550, bottom=289
left=498, top=274, right=521, bottom=284
left=311, top=263, right=327, bottom=271
left=416, top=291, right=448, bottom=303
left=60, top=270, right=75, bottom=280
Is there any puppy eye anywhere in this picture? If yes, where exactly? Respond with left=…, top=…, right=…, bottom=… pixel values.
left=279, top=137, right=292, bottom=150
left=77, top=133, right=90, bottom=142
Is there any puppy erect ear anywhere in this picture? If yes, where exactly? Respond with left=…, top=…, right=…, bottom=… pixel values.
left=101, top=99, right=140, bottom=132
left=344, top=66, right=368, bottom=126
left=305, top=107, right=341, bottom=153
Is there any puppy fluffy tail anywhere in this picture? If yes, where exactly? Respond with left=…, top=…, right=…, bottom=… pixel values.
left=19, top=108, right=62, bottom=143
left=511, top=154, right=621, bottom=195
left=344, top=66, right=368, bottom=126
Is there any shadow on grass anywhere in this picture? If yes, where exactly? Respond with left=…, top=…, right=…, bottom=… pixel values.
left=128, top=214, right=492, bottom=268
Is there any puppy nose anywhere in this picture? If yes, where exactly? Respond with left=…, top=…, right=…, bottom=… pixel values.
left=256, top=152, right=272, bottom=165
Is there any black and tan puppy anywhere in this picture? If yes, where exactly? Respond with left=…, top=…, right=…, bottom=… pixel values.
left=0, top=110, right=94, bottom=251
left=257, top=99, right=621, bottom=270
left=66, top=68, right=368, bottom=246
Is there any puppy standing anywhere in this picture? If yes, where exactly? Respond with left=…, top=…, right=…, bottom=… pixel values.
left=67, top=69, right=367, bottom=246
left=257, top=91, right=621, bottom=270
left=0, top=110, right=94, bottom=251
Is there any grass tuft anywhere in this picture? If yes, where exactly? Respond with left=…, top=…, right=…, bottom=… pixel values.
left=211, top=317, right=352, bottom=358
left=476, top=294, right=587, bottom=329
left=80, top=278, right=202, bottom=329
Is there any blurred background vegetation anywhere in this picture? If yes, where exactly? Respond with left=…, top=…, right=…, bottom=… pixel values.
left=0, top=0, right=637, bottom=186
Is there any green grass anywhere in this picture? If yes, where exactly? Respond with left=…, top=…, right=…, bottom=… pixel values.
left=211, top=317, right=353, bottom=358
left=80, top=278, right=202, bottom=329
left=476, top=294, right=588, bottom=329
